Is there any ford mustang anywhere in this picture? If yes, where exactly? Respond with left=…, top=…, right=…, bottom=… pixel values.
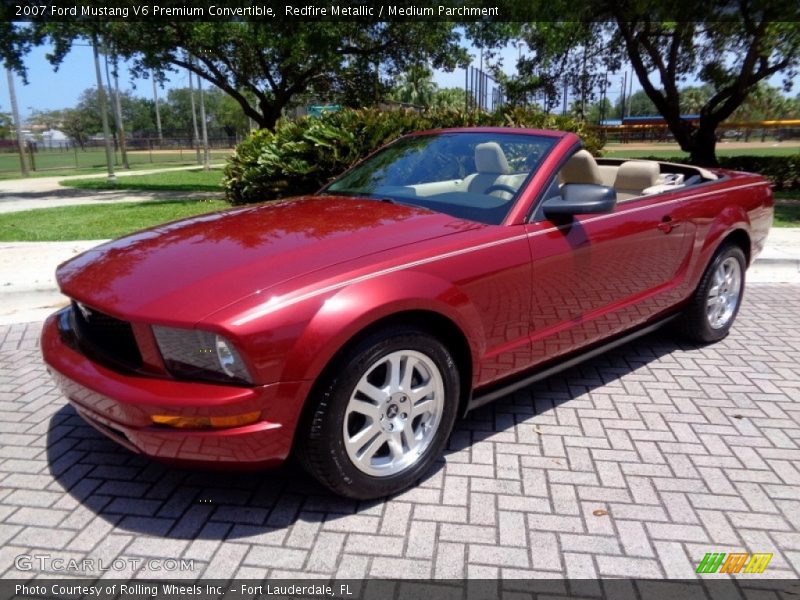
left=41, top=128, right=773, bottom=498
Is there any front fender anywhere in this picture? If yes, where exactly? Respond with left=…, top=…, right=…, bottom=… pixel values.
left=278, top=270, right=484, bottom=384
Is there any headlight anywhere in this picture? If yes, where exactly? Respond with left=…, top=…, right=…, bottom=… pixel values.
left=152, top=326, right=253, bottom=385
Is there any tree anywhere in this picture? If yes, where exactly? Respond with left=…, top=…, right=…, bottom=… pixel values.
left=0, top=20, right=42, bottom=78
left=27, top=109, right=65, bottom=130
left=786, top=96, right=800, bottom=119
left=387, top=69, right=469, bottom=111
left=679, top=85, right=714, bottom=115
left=124, top=96, right=157, bottom=136
left=36, top=87, right=160, bottom=146
left=161, top=87, right=249, bottom=139
left=619, top=90, right=659, bottom=118
left=158, top=88, right=197, bottom=138
left=470, top=22, right=611, bottom=117
left=211, top=90, right=251, bottom=137
left=21, top=21, right=467, bottom=131
left=612, top=14, right=799, bottom=164
left=431, top=88, right=469, bottom=110
left=472, top=3, right=800, bottom=165
left=0, top=111, right=10, bottom=139
left=60, top=107, right=97, bottom=149
left=585, top=98, right=615, bottom=124
left=494, top=67, right=560, bottom=112
left=72, top=88, right=157, bottom=137
left=731, top=83, right=795, bottom=121
left=389, top=65, right=438, bottom=107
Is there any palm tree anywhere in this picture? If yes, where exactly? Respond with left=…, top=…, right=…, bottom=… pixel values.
left=431, top=88, right=467, bottom=110
left=733, top=84, right=794, bottom=121
left=731, top=84, right=793, bottom=140
left=389, top=65, right=438, bottom=108
left=679, top=85, right=713, bottom=115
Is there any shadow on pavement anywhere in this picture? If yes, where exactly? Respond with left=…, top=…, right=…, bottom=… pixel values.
left=46, top=329, right=699, bottom=540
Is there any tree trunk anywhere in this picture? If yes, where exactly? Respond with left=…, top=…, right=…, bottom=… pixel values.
left=258, top=112, right=279, bottom=131
left=255, top=101, right=281, bottom=131
left=687, top=120, right=720, bottom=167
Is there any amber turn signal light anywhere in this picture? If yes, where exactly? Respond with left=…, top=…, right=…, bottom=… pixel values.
left=152, top=411, right=260, bottom=429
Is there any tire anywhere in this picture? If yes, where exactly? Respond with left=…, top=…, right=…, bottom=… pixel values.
left=676, top=243, right=746, bottom=343
left=296, top=326, right=460, bottom=499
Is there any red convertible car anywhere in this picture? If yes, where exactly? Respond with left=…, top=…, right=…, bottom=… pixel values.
left=41, top=128, right=773, bottom=498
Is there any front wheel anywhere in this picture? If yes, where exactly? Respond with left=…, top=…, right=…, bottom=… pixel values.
left=676, top=243, right=746, bottom=343
left=296, top=326, right=460, bottom=499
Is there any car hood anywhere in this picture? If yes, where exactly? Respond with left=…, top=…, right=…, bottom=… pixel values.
left=57, top=195, right=477, bottom=324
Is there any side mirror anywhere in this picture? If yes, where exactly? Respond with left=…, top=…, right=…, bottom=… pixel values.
left=543, top=184, right=617, bottom=218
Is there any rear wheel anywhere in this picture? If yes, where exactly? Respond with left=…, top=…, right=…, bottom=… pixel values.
left=297, top=326, right=459, bottom=499
left=676, top=243, right=746, bottom=343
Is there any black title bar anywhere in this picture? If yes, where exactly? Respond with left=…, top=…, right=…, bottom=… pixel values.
left=0, top=0, right=774, bottom=23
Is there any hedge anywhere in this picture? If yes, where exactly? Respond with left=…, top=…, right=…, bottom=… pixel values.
left=223, top=107, right=603, bottom=205
left=628, top=155, right=800, bottom=191
left=716, top=155, right=800, bottom=190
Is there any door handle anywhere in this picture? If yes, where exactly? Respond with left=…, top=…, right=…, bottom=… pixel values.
left=658, top=216, right=681, bottom=233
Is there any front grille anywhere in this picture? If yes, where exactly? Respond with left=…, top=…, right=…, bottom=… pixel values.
left=71, top=301, right=143, bottom=369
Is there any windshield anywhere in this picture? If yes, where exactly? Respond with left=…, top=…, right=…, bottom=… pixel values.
left=323, top=132, right=557, bottom=225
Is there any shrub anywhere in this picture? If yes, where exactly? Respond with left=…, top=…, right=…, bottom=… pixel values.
left=717, top=155, right=800, bottom=191
left=223, top=107, right=603, bottom=205
left=627, top=155, right=800, bottom=191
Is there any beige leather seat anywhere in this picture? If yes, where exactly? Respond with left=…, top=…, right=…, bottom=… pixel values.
left=559, top=149, right=604, bottom=186
left=464, top=142, right=520, bottom=197
left=614, top=161, right=660, bottom=200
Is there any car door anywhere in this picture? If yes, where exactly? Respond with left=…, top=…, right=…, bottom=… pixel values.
left=524, top=172, right=695, bottom=365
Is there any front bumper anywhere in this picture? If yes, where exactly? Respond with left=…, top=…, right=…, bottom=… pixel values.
left=41, top=311, right=309, bottom=469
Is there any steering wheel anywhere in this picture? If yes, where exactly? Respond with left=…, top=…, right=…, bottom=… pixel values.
left=483, top=184, right=517, bottom=197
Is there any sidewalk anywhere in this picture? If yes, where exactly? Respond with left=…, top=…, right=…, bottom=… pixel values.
left=1, top=229, right=798, bottom=325
left=0, top=240, right=108, bottom=325
left=0, top=163, right=224, bottom=213
left=0, top=163, right=225, bottom=193
left=747, top=227, right=800, bottom=282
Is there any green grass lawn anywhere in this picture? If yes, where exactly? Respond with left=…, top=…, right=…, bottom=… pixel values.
left=60, top=168, right=225, bottom=192
left=0, top=200, right=230, bottom=241
left=604, top=146, right=800, bottom=159
left=0, top=148, right=232, bottom=180
left=774, top=191, right=800, bottom=228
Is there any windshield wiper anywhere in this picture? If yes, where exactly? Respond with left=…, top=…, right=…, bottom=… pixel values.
left=320, top=189, right=368, bottom=197
left=322, top=190, right=398, bottom=204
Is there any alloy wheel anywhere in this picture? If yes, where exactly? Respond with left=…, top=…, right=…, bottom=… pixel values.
left=342, top=350, right=445, bottom=477
left=706, top=256, right=742, bottom=329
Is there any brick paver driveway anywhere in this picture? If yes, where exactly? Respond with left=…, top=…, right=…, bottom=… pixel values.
left=1, top=284, right=798, bottom=581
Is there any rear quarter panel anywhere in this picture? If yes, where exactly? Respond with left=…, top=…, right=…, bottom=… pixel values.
left=680, top=171, right=773, bottom=296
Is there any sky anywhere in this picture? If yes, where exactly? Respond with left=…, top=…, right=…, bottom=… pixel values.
left=3, top=43, right=197, bottom=119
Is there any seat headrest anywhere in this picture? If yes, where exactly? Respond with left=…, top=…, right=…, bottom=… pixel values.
left=474, top=142, right=510, bottom=174
left=615, top=161, right=660, bottom=192
left=560, top=150, right=603, bottom=185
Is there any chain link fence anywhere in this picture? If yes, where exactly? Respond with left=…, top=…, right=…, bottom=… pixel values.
left=0, top=137, right=236, bottom=177
left=590, top=120, right=800, bottom=145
